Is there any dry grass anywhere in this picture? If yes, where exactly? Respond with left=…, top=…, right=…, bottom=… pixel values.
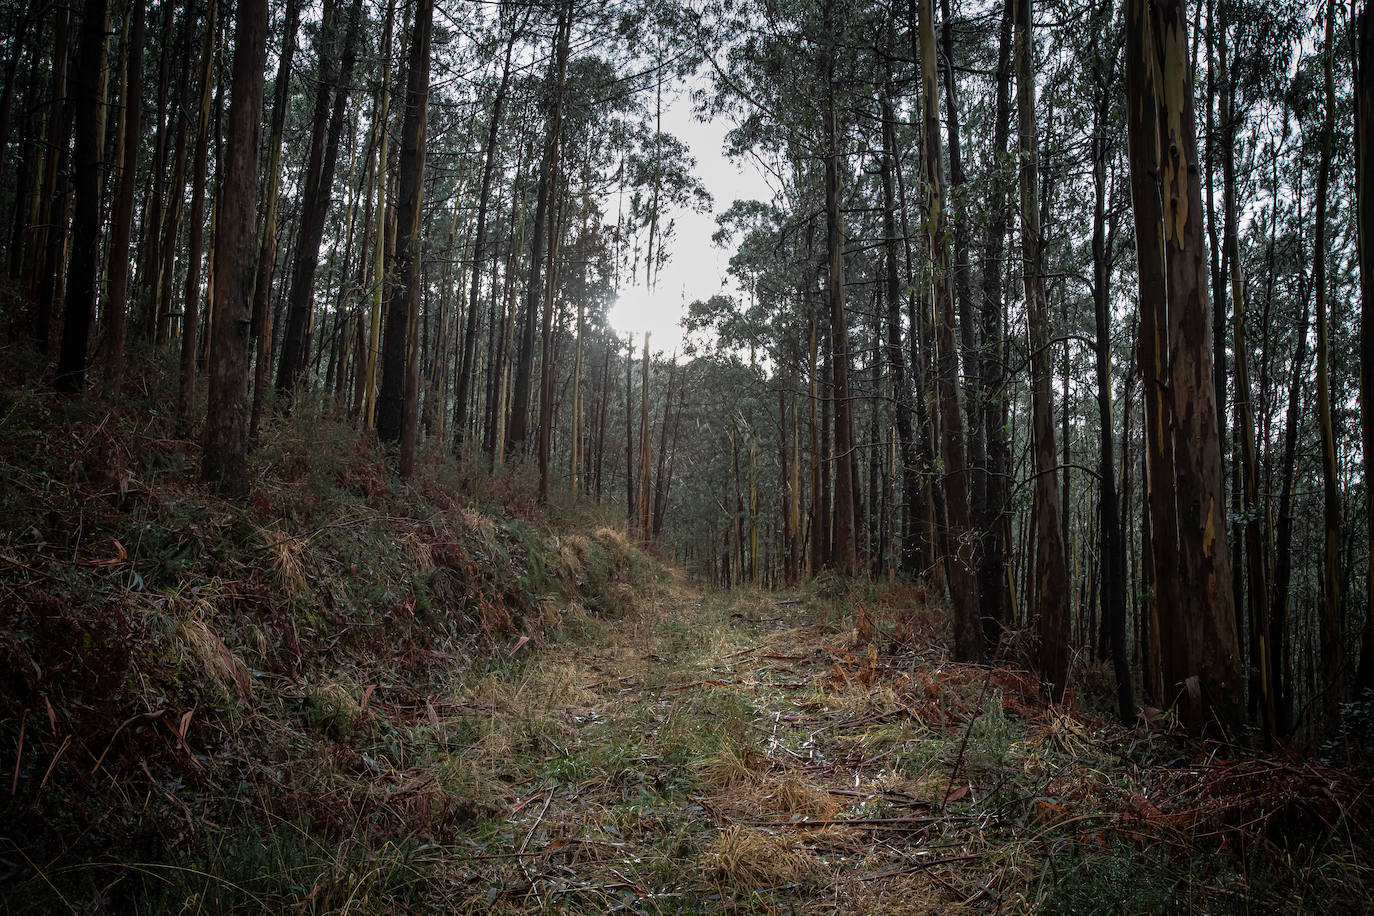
left=762, top=774, right=841, bottom=820
left=700, top=825, right=816, bottom=889
left=166, top=593, right=254, bottom=702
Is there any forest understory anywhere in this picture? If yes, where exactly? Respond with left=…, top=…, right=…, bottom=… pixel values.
left=0, top=365, right=1370, bottom=914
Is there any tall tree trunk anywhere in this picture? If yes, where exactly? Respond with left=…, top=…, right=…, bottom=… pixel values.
left=918, top=0, right=980, bottom=659
left=637, top=334, right=652, bottom=537
left=202, top=0, right=266, bottom=498
left=153, top=72, right=188, bottom=346
left=624, top=338, right=635, bottom=525
left=275, top=0, right=362, bottom=397
left=1088, top=0, right=1132, bottom=722
left=175, top=0, right=215, bottom=423
left=510, top=7, right=570, bottom=457
left=1013, top=0, right=1071, bottom=701
left=940, top=0, right=979, bottom=461
left=808, top=316, right=823, bottom=577
left=53, top=0, right=109, bottom=393
left=977, top=0, right=1015, bottom=651
left=824, top=0, right=857, bottom=577
left=1314, top=0, right=1343, bottom=724
left=1219, top=33, right=1275, bottom=739
left=378, top=0, right=431, bottom=479
left=879, top=75, right=920, bottom=579
left=31, top=3, right=71, bottom=355
left=249, top=0, right=303, bottom=439
left=360, top=0, right=395, bottom=429
left=1124, top=0, right=1243, bottom=733
left=1355, top=0, right=1374, bottom=696
left=455, top=11, right=520, bottom=445
left=537, top=7, right=572, bottom=500
left=99, top=0, right=144, bottom=391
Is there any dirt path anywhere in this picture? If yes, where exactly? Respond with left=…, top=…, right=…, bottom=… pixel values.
left=433, top=586, right=1050, bottom=914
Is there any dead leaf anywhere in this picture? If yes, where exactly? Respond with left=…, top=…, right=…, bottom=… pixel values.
left=944, top=784, right=971, bottom=805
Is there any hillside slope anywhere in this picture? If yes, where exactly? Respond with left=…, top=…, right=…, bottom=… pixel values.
left=0, top=369, right=661, bottom=912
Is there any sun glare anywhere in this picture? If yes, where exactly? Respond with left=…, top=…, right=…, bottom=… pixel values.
left=609, top=285, right=671, bottom=342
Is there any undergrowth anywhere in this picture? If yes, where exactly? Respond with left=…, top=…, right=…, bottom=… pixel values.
left=1, top=352, right=1371, bottom=913
left=0, top=353, right=661, bottom=913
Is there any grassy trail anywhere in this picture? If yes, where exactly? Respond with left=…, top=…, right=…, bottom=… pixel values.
left=437, top=584, right=1006, bottom=914
left=402, top=585, right=1141, bottom=914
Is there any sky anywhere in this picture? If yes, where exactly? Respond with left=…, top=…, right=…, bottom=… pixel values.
left=605, top=80, right=769, bottom=352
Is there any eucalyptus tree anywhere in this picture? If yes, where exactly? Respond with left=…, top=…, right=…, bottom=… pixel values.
left=1124, top=0, right=1243, bottom=732
left=204, top=0, right=269, bottom=498
left=52, top=0, right=109, bottom=393
left=275, top=0, right=366, bottom=398
left=691, top=0, right=882, bottom=581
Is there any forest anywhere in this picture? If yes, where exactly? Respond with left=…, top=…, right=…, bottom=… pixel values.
left=2, top=0, right=1374, bottom=910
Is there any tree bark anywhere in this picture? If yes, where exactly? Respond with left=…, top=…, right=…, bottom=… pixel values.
left=1088, top=0, right=1132, bottom=722
left=1219, top=27, right=1275, bottom=739
left=1314, top=0, right=1343, bottom=724
left=510, top=8, right=570, bottom=457
left=823, top=3, right=857, bottom=577
left=1013, top=0, right=1071, bottom=700
left=977, top=0, right=1015, bottom=651
left=31, top=3, right=71, bottom=355
left=456, top=11, right=521, bottom=445
left=99, top=0, right=144, bottom=392
left=879, top=76, right=920, bottom=580
left=203, top=0, right=267, bottom=498
left=919, top=0, right=980, bottom=658
left=276, top=0, right=363, bottom=398
left=52, top=0, right=109, bottom=393
left=537, top=7, right=572, bottom=500
left=175, top=0, right=216, bottom=422
left=248, top=0, right=303, bottom=440
left=377, top=0, right=431, bottom=479
left=1123, top=0, right=1243, bottom=733
left=1355, top=0, right=1374, bottom=696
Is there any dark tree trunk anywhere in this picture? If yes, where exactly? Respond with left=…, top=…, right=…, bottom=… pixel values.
left=822, top=0, right=857, bottom=576
left=918, top=0, right=979, bottom=659
left=99, top=0, right=144, bottom=391
left=1314, top=0, right=1343, bottom=724
left=176, top=0, right=216, bottom=422
left=248, top=0, right=303, bottom=440
left=202, top=0, right=267, bottom=498
left=385, top=0, right=432, bottom=476
left=1124, top=0, right=1243, bottom=733
left=53, top=0, right=109, bottom=393
left=976, top=0, right=1015, bottom=651
left=878, top=77, right=920, bottom=579
left=31, top=4, right=71, bottom=355
left=1087, top=0, right=1132, bottom=721
left=537, top=7, right=572, bottom=499
left=1355, top=0, right=1374, bottom=696
left=511, top=13, right=569, bottom=457
left=1013, top=0, right=1071, bottom=700
left=275, top=0, right=363, bottom=397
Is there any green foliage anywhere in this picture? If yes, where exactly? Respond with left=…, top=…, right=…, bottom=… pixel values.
left=1032, top=839, right=1178, bottom=915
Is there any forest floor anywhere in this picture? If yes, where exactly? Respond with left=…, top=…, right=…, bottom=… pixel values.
left=259, top=581, right=1367, bottom=915
left=1, top=367, right=1370, bottom=913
